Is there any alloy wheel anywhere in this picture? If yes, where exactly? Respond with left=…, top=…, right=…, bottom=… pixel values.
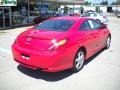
left=72, top=50, right=85, bottom=72
left=106, top=36, right=111, bottom=49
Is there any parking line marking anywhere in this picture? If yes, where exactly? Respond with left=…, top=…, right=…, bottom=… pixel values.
left=0, top=48, right=11, bottom=54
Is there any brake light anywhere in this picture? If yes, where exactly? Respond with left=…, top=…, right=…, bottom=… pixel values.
left=57, top=39, right=67, bottom=46
left=48, top=39, right=67, bottom=50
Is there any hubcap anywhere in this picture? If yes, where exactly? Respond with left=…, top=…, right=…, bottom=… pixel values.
left=75, top=51, right=84, bottom=70
left=107, top=37, right=111, bottom=48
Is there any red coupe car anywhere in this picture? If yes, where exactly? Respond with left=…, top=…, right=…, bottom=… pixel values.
left=12, top=16, right=111, bottom=72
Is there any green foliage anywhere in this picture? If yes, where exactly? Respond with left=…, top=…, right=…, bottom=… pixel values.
left=84, top=1, right=92, bottom=5
left=100, top=0, right=108, bottom=5
left=95, top=6, right=100, bottom=13
left=111, top=1, right=119, bottom=5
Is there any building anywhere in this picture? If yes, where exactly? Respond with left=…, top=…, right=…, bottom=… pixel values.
left=0, top=0, right=84, bottom=29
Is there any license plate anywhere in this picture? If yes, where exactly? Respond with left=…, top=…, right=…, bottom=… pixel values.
left=21, top=54, right=30, bottom=60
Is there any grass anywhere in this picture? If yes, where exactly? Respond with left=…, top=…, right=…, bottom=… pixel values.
left=0, top=31, right=7, bottom=35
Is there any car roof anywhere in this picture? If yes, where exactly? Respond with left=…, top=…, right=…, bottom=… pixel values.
left=48, top=16, right=89, bottom=22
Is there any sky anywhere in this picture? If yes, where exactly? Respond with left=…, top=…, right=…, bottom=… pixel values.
left=85, top=0, right=117, bottom=4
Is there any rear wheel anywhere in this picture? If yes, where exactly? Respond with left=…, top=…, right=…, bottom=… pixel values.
left=72, top=50, right=85, bottom=72
left=105, top=36, right=111, bottom=49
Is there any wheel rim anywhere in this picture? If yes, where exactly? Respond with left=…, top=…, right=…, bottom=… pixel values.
left=75, top=51, right=84, bottom=70
left=106, top=37, right=111, bottom=48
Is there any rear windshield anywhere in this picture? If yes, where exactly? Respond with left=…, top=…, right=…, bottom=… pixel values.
left=35, top=19, right=74, bottom=31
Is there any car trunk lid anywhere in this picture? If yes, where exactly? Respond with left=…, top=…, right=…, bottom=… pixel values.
left=17, top=29, right=66, bottom=51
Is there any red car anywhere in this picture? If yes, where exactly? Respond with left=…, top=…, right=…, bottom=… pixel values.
left=12, top=17, right=111, bottom=72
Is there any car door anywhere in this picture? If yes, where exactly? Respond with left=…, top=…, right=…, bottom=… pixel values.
left=88, top=19, right=105, bottom=51
left=78, top=20, right=99, bottom=56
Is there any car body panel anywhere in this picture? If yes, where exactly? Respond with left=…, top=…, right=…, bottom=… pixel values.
left=11, top=16, right=111, bottom=72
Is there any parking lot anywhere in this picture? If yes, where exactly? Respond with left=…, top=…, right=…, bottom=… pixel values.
left=0, top=15, right=120, bottom=90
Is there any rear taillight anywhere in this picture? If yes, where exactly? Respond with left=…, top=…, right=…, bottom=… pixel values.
left=48, top=39, right=67, bottom=51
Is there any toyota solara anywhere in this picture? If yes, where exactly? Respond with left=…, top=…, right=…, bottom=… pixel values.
left=12, top=17, right=111, bottom=72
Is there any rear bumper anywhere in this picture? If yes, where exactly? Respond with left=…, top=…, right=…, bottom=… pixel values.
left=12, top=44, right=72, bottom=72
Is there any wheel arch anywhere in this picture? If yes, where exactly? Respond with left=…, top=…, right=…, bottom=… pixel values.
left=108, top=33, right=111, bottom=39
left=77, top=46, right=87, bottom=57
left=71, top=46, right=87, bottom=72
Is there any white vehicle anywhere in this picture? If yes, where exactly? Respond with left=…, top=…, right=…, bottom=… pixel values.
left=81, top=12, right=108, bottom=23
left=116, top=11, right=120, bottom=18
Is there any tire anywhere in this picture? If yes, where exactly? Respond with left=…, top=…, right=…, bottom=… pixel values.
left=72, top=49, right=85, bottom=72
left=105, top=36, right=111, bottom=49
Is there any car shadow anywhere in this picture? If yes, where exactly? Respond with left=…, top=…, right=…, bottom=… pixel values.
left=17, top=65, right=73, bottom=82
left=84, top=48, right=105, bottom=65
left=17, top=48, right=105, bottom=82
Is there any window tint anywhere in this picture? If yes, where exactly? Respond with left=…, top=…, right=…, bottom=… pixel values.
left=90, top=13, right=94, bottom=17
left=94, top=14, right=97, bottom=16
left=35, top=19, right=74, bottom=31
left=89, top=13, right=97, bottom=17
left=88, top=20, right=101, bottom=30
left=80, top=21, right=91, bottom=31
left=81, top=13, right=90, bottom=17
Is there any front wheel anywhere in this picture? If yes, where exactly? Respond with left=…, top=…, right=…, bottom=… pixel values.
left=105, top=36, right=111, bottom=49
left=72, top=50, right=85, bottom=72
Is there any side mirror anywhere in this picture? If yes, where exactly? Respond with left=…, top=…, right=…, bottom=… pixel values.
left=101, top=23, right=107, bottom=29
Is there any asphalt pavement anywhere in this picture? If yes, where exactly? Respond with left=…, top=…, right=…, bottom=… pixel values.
left=0, top=16, right=120, bottom=90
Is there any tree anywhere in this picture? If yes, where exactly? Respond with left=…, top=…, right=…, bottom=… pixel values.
left=84, top=1, right=92, bottom=5
left=111, top=0, right=120, bottom=5
left=111, top=1, right=117, bottom=5
left=100, top=0, right=108, bottom=5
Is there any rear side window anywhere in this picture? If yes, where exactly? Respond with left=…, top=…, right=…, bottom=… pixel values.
left=80, top=21, right=91, bottom=31
left=90, top=13, right=95, bottom=17
left=81, top=13, right=90, bottom=17
left=94, top=14, right=97, bottom=16
left=88, top=20, right=101, bottom=30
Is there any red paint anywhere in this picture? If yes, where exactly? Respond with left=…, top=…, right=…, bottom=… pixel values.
left=12, top=17, right=111, bottom=72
